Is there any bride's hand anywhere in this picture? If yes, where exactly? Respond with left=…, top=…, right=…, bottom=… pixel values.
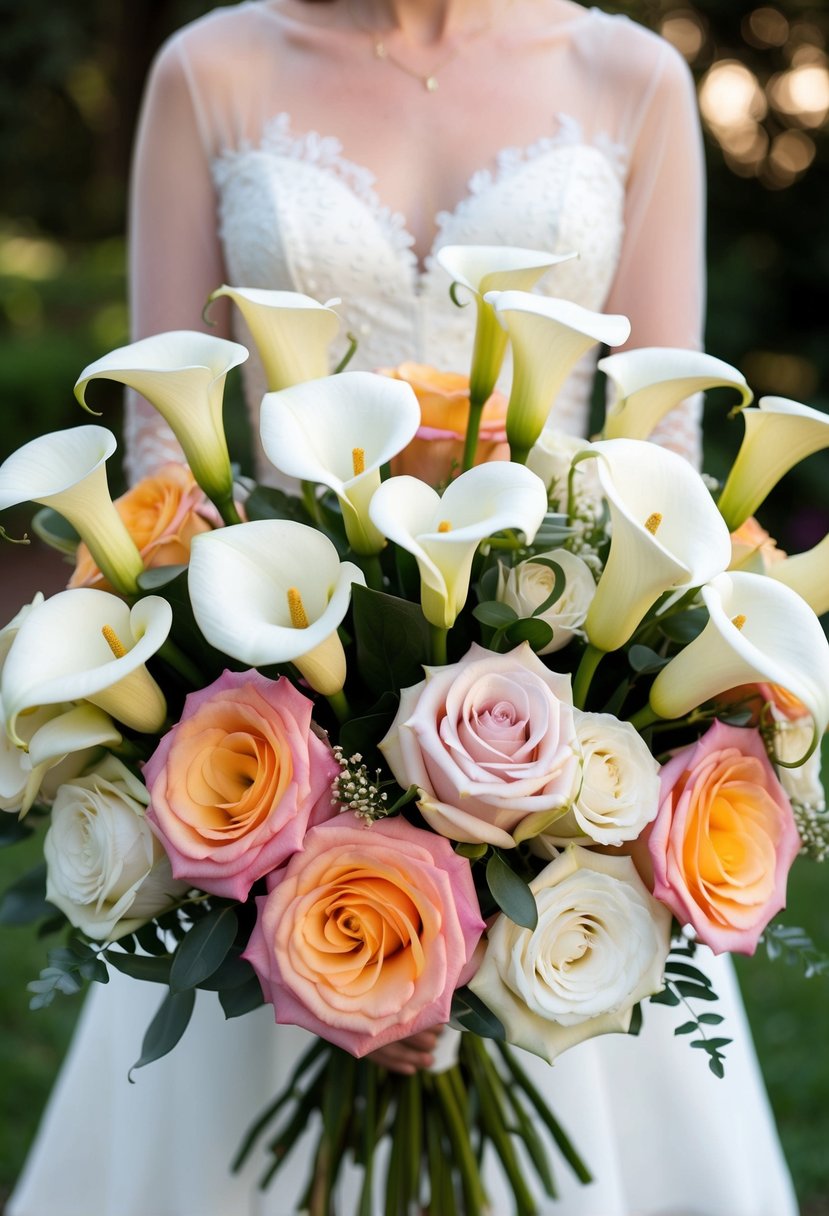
left=366, top=1026, right=445, bottom=1075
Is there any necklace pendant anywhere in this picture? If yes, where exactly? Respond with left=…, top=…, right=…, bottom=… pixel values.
left=374, top=40, right=387, bottom=59
left=424, top=74, right=439, bottom=93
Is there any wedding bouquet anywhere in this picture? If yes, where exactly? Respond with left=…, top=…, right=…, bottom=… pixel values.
left=2, top=245, right=828, bottom=1216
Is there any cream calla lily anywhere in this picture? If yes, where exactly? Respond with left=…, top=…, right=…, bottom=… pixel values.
left=650, top=571, right=829, bottom=762
left=436, top=246, right=576, bottom=410
left=716, top=396, right=829, bottom=530
left=187, top=520, right=366, bottom=695
left=207, top=286, right=341, bottom=390
left=583, top=439, right=732, bottom=652
left=485, top=292, right=631, bottom=462
left=368, top=463, right=548, bottom=629
left=1, top=590, right=171, bottom=744
left=768, top=531, right=829, bottom=619
left=74, top=331, right=248, bottom=516
left=0, top=427, right=143, bottom=595
left=599, top=347, right=753, bottom=441
left=260, top=372, right=421, bottom=554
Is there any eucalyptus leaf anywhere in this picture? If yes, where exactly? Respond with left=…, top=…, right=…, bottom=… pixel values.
left=658, top=608, right=708, bottom=645
left=198, top=951, right=254, bottom=991
left=451, top=987, right=506, bottom=1041
left=169, top=905, right=238, bottom=992
left=473, top=601, right=518, bottom=629
left=130, top=988, right=196, bottom=1075
left=31, top=506, right=80, bottom=556
left=674, top=1021, right=699, bottom=1036
left=243, top=484, right=312, bottom=525
left=486, top=851, right=538, bottom=930
left=627, top=644, right=669, bottom=674
left=136, top=564, right=188, bottom=591
left=107, top=951, right=173, bottom=984
left=506, top=617, right=554, bottom=651
left=0, top=864, right=53, bottom=926
left=527, top=558, right=566, bottom=618
left=220, top=975, right=265, bottom=1018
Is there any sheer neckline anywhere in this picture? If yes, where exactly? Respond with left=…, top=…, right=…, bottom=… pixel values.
left=213, top=109, right=627, bottom=283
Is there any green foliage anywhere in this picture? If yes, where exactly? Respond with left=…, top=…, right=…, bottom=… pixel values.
left=351, top=584, right=431, bottom=696
left=486, top=850, right=538, bottom=931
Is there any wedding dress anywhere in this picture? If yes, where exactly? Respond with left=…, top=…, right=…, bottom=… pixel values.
left=9, top=3, right=799, bottom=1214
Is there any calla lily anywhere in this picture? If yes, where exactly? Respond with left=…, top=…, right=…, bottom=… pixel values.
left=368, top=463, right=548, bottom=629
left=599, top=347, right=753, bottom=441
left=0, top=427, right=143, bottom=596
left=485, top=292, right=631, bottom=462
left=649, top=571, right=829, bottom=762
left=2, top=590, right=171, bottom=744
left=769, top=531, right=829, bottom=618
left=74, top=331, right=248, bottom=519
left=716, top=396, right=829, bottom=530
left=207, top=286, right=341, bottom=391
left=260, top=372, right=421, bottom=555
left=188, top=520, right=366, bottom=695
left=436, top=245, right=576, bottom=407
left=583, top=439, right=732, bottom=652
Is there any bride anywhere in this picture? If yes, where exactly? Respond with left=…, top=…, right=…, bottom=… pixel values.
left=9, top=1, right=799, bottom=1212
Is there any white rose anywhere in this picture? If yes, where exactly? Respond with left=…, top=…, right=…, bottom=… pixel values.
left=496, top=549, right=596, bottom=655
left=44, top=754, right=187, bottom=940
left=774, top=716, right=826, bottom=812
left=527, top=431, right=601, bottom=512
left=535, top=711, right=661, bottom=848
left=468, top=846, right=671, bottom=1064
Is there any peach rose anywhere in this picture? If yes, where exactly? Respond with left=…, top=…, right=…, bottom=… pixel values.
left=243, top=812, right=485, bottom=1057
left=728, top=517, right=786, bottom=574
left=144, top=670, right=339, bottom=900
left=649, top=720, right=800, bottom=955
left=69, top=462, right=213, bottom=589
left=382, top=363, right=508, bottom=485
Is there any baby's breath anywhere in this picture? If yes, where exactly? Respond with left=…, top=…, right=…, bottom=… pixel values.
left=793, top=803, right=829, bottom=862
left=331, top=746, right=390, bottom=824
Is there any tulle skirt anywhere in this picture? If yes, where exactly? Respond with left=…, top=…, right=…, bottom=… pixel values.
left=9, top=950, right=797, bottom=1216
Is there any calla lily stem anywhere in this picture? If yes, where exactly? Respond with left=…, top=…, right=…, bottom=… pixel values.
left=356, top=553, right=384, bottom=592
left=156, top=640, right=205, bottom=688
left=326, top=689, right=352, bottom=723
left=572, top=644, right=605, bottom=709
left=214, top=495, right=243, bottom=527
left=430, top=625, right=448, bottom=666
left=462, top=396, right=486, bottom=473
left=628, top=704, right=662, bottom=732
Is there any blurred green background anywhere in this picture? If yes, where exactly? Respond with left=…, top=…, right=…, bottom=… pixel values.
left=1, top=0, right=828, bottom=1212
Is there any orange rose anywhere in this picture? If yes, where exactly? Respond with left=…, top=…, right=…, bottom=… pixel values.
left=381, top=363, right=508, bottom=486
left=69, top=463, right=213, bottom=589
left=729, top=516, right=786, bottom=573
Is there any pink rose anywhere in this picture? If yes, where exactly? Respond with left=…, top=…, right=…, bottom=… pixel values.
left=380, top=643, right=581, bottom=849
left=649, top=720, right=800, bottom=955
left=243, top=812, right=485, bottom=1057
left=144, top=670, right=339, bottom=900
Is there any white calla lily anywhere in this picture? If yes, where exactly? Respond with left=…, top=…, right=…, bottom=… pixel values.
left=260, top=372, right=421, bottom=554
left=716, top=396, right=829, bottom=530
left=599, top=347, right=753, bottom=441
left=208, top=286, right=341, bottom=390
left=368, top=463, right=548, bottom=629
left=0, top=427, right=143, bottom=595
left=769, top=532, right=829, bottom=618
left=74, top=331, right=248, bottom=518
left=650, top=571, right=829, bottom=762
left=583, top=439, right=732, bottom=652
left=485, top=292, right=631, bottom=462
left=1, top=590, right=171, bottom=744
left=188, top=520, right=366, bottom=695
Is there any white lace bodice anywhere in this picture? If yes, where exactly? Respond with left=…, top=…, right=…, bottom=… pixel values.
left=125, top=0, right=706, bottom=482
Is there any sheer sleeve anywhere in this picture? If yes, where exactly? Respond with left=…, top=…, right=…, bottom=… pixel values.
left=124, top=35, right=230, bottom=485
left=603, top=41, right=706, bottom=468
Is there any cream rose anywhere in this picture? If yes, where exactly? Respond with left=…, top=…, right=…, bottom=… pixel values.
left=535, top=711, right=661, bottom=849
left=44, top=755, right=188, bottom=941
left=468, top=846, right=671, bottom=1064
left=526, top=431, right=601, bottom=512
left=380, top=643, right=581, bottom=849
left=496, top=549, right=596, bottom=655
left=773, top=714, right=826, bottom=812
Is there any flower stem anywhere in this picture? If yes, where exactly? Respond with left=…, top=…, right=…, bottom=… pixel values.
left=215, top=495, right=243, bottom=527
left=508, top=442, right=531, bottom=466
left=326, top=689, right=352, bottom=722
left=357, top=552, right=384, bottom=591
left=156, top=640, right=204, bottom=688
left=572, top=644, right=605, bottom=709
left=628, top=703, right=662, bottom=732
left=462, top=396, right=486, bottom=473
left=429, top=625, right=448, bottom=666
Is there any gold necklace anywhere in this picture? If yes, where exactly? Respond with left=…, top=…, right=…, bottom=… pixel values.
left=350, top=4, right=495, bottom=93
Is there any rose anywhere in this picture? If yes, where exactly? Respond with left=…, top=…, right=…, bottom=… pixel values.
left=69, top=463, right=214, bottom=589
left=380, top=643, right=581, bottom=849
left=728, top=516, right=785, bottom=574
left=496, top=549, right=596, bottom=655
left=382, top=363, right=509, bottom=485
left=468, top=846, right=671, bottom=1064
left=44, top=755, right=188, bottom=940
left=773, top=714, right=825, bottom=812
left=649, top=720, right=801, bottom=955
left=243, top=811, right=485, bottom=1057
left=526, top=431, right=601, bottom=513
left=535, top=711, right=661, bottom=850
left=144, top=670, right=339, bottom=900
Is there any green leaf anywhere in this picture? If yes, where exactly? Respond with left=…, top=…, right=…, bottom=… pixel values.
left=674, top=1020, right=699, bottom=1036
left=472, top=601, right=517, bottom=629
left=0, top=864, right=54, bottom=926
left=708, top=1055, right=725, bottom=1079
left=337, top=691, right=399, bottom=762
left=658, top=608, right=707, bottom=644
left=197, top=951, right=254, bottom=991
left=106, top=951, right=173, bottom=984
left=219, top=975, right=265, bottom=1018
left=476, top=562, right=500, bottom=604
left=31, top=506, right=80, bottom=556
left=486, top=851, right=538, bottom=930
left=527, top=558, right=566, bottom=618
left=627, top=1003, right=643, bottom=1036
left=136, top=563, right=188, bottom=591
left=0, top=815, right=33, bottom=847
left=451, top=987, right=506, bottom=1040
left=664, top=961, right=713, bottom=985
left=352, top=584, right=431, bottom=696
left=169, top=905, right=238, bottom=992
left=650, top=986, right=680, bottom=1007
left=505, top=617, right=554, bottom=651
left=627, top=644, right=669, bottom=674
left=674, top=981, right=718, bottom=1002
left=697, top=1012, right=725, bottom=1026
left=719, top=710, right=754, bottom=727
left=455, top=842, right=487, bottom=861
left=130, top=988, right=196, bottom=1075
left=243, top=484, right=312, bottom=525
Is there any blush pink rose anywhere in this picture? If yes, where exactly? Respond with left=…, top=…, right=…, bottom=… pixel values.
left=649, top=720, right=800, bottom=955
left=379, top=643, right=581, bottom=849
left=144, top=670, right=339, bottom=900
left=243, top=812, right=485, bottom=1057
